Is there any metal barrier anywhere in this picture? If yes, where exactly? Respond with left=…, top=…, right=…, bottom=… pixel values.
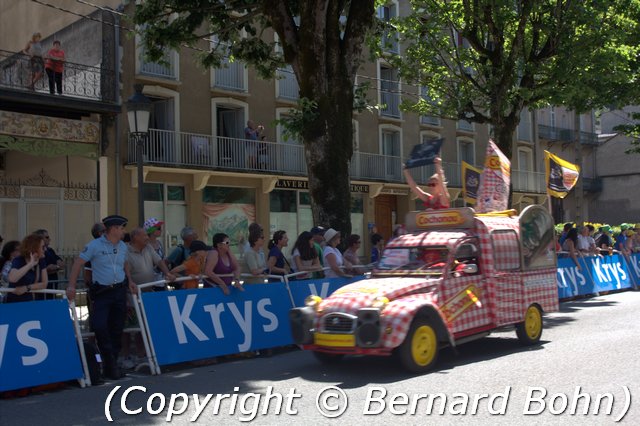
left=0, top=288, right=91, bottom=388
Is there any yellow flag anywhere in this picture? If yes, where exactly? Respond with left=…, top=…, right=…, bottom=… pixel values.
left=544, top=150, right=580, bottom=198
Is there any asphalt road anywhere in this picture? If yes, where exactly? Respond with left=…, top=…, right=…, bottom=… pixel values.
left=2, top=290, right=639, bottom=425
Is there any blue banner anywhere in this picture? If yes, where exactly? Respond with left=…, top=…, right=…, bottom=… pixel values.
left=141, top=284, right=294, bottom=366
left=626, top=253, right=640, bottom=287
left=556, top=254, right=633, bottom=298
left=0, top=300, right=83, bottom=392
left=288, top=276, right=364, bottom=307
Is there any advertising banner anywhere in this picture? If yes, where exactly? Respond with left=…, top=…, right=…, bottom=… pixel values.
left=625, top=253, right=640, bottom=287
left=0, top=300, right=83, bottom=392
left=287, top=276, right=364, bottom=307
left=556, top=254, right=633, bottom=298
left=141, top=284, right=294, bottom=366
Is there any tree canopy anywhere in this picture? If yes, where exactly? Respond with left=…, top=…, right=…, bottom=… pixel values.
left=390, top=0, right=640, bottom=159
left=133, top=0, right=379, bottom=236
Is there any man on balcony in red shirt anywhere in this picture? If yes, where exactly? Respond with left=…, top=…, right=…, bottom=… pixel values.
left=45, top=40, right=65, bottom=95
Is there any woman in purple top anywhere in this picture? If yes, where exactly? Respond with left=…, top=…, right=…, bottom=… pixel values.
left=7, top=234, right=48, bottom=303
left=204, top=233, right=243, bottom=295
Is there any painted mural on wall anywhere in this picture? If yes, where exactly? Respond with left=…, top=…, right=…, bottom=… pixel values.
left=202, top=204, right=255, bottom=255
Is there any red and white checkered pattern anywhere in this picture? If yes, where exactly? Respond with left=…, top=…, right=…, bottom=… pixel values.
left=476, top=140, right=511, bottom=213
left=440, top=275, right=493, bottom=334
left=386, top=231, right=472, bottom=249
left=380, top=292, right=441, bottom=348
left=310, top=210, right=558, bottom=352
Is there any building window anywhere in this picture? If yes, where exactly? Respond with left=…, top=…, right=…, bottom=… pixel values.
left=380, top=126, right=402, bottom=181
left=378, top=2, right=399, bottom=54
left=518, top=109, right=532, bottom=142
left=210, top=39, right=248, bottom=92
left=379, top=64, right=401, bottom=118
left=457, top=138, right=475, bottom=165
left=136, top=26, right=179, bottom=80
left=274, top=33, right=299, bottom=101
left=143, top=183, right=186, bottom=251
left=457, top=120, right=474, bottom=132
left=420, top=87, right=441, bottom=126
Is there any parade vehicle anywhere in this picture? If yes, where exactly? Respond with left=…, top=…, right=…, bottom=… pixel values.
left=289, top=205, right=559, bottom=372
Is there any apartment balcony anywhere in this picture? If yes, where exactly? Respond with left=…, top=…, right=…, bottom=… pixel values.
left=538, top=125, right=599, bottom=146
left=276, top=67, right=299, bottom=101
left=0, top=49, right=116, bottom=105
left=421, top=115, right=441, bottom=126
left=129, top=129, right=548, bottom=194
left=139, top=49, right=178, bottom=80
left=582, top=177, right=603, bottom=193
left=212, top=58, right=246, bottom=92
left=127, top=129, right=307, bottom=175
left=512, top=170, right=546, bottom=194
left=380, top=87, right=400, bottom=118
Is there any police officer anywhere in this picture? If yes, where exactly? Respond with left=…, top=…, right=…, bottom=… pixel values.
left=66, top=215, right=138, bottom=380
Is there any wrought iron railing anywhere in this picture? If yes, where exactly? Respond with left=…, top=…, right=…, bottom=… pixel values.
left=0, top=49, right=115, bottom=102
left=128, top=129, right=549, bottom=192
left=538, top=125, right=598, bottom=145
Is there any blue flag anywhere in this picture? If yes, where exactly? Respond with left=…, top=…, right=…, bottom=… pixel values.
left=405, top=138, right=444, bottom=169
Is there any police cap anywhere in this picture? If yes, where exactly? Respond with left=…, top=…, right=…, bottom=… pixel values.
left=102, top=215, right=128, bottom=228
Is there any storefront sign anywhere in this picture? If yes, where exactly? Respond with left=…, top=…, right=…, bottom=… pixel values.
left=275, top=179, right=369, bottom=193
left=380, top=188, right=409, bottom=195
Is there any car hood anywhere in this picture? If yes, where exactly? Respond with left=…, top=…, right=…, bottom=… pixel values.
left=318, top=276, right=439, bottom=315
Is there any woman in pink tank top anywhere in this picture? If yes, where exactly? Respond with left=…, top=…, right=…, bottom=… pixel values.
left=204, top=233, right=243, bottom=295
left=403, top=156, right=450, bottom=210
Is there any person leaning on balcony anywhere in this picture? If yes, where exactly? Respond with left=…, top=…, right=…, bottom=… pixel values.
left=403, top=156, right=450, bottom=210
left=45, top=40, right=65, bottom=95
left=244, top=120, right=264, bottom=169
left=23, top=32, right=44, bottom=90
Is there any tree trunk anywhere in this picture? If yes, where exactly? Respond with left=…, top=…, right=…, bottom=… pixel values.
left=303, top=80, right=354, bottom=238
left=492, top=118, right=518, bottom=208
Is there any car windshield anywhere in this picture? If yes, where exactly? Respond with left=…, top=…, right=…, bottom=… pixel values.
left=376, top=246, right=449, bottom=274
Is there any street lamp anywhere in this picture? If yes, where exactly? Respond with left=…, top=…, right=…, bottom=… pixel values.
left=126, top=84, right=152, bottom=227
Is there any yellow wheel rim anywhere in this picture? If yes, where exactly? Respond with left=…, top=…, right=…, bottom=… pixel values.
left=524, top=306, right=542, bottom=340
left=411, top=325, right=437, bottom=366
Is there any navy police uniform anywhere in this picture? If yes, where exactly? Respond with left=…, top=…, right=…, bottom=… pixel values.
left=79, top=215, right=129, bottom=379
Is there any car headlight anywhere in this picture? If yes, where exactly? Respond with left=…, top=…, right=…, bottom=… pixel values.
left=371, top=296, right=389, bottom=309
left=305, top=295, right=323, bottom=310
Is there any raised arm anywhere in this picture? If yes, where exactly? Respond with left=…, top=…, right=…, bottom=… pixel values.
left=403, top=167, right=429, bottom=202
left=434, top=157, right=450, bottom=206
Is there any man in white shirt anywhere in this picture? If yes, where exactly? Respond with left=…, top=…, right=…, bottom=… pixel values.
left=576, top=225, right=597, bottom=256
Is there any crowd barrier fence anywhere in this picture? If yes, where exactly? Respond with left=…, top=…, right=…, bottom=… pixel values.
left=2, top=255, right=639, bottom=391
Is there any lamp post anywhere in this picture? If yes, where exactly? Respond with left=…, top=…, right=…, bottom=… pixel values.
left=126, top=84, right=152, bottom=227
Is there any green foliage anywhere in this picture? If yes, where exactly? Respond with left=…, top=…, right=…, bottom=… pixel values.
left=390, top=0, right=640, bottom=155
left=272, top=98, right=319, bottom=143
left=613, top=112, right=640, bottom=154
